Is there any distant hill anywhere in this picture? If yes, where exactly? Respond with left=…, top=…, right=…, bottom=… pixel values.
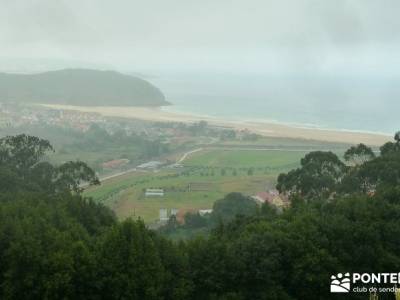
left=0, top=69, right=169, bottom=106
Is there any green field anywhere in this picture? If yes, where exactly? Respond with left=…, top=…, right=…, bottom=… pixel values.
left=216, top=136, right=351, bottom=149
left=85, top=169, right=277, bottom=221
left=184, top=149, right=308, bottom=169
left=85, top=149, right=312, bottom=223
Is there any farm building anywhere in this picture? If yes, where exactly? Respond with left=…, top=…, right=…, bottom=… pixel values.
left=145, top=188, right=164, bottom=197
left=137, top=161, right=163, bottom=170
left=252, top=190, right=289, bottom=208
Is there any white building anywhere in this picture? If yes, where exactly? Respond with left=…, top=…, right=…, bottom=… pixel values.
left=199, top=209, right=213, bottom=216
left=137, top=161, right=163, bottom=170
left=145, top=189, right=164, bottom=197
left=159, top=208, right=168, bottom=221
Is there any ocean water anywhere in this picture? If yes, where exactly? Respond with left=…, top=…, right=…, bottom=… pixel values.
left=149, top=72, right=399, bottom=135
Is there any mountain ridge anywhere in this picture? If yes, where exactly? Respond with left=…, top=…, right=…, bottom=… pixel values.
left=0, top=69, right=169, bottom=107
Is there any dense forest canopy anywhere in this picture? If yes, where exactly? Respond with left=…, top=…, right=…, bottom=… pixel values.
left=0, top=69, right=168, bottom=106
left=0, top=132, right=400, bottom=299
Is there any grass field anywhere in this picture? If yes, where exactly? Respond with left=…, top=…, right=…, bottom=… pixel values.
left=85, top=169, right=277, bottom=222
left=216, top=136, right=351, bottom=149
left=85, top=148, right=312, bottom=223
left=183, top=149, right=308, bottom=169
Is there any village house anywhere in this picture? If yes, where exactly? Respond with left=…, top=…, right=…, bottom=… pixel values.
left=252, top=190, right=289, bottom=208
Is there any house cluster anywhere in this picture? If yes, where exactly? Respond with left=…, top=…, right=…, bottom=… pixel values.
left=251, top=190, right=290, bottom=208
left=0, top=102, right=106, bottom=131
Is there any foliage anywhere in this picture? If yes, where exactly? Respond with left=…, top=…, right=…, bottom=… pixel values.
left=212, top=192, right=259, bottom=224
left=277, top=151, right=347, bottom=199
left=344, top=143, right=375, bottom=165
left=380, top=131, right=400, bottom=156
left=0, top=135, right=188, bottom=299
left=0, top=134, right=53, bottom=174
left=184, top=212, right=208, bottom=229
left=0, top=134, right=99, bottom=194
left=2, top=133, right=400, bottom=299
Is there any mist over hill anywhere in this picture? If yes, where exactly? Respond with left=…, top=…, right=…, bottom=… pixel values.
left=0, top=69, right=169, bottom=107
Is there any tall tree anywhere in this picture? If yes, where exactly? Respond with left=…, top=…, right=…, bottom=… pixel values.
left=212, top=193, right=258, bottom=224
left=0, top=134, right=53, bottom=174
left=380, top=131, right=400, bottom=156
left=344, top=143, right=375, bottom=165
left=277, top=151, right=346, bottom=199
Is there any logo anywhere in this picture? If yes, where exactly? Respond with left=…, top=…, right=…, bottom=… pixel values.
left=330, top=272, right=400, bottom=294
left=331, top=273, right=351, bottom=293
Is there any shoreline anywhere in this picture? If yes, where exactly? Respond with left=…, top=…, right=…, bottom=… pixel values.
left=162, top=106, right=392, bottom=137
left=39, top=104, right=391, bottom=146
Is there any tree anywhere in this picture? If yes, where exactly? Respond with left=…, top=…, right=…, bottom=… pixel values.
left=343, top=153, right=400, bottom=193
left=212, top=193, right=258, bottom=223
left=344, top=143, right=375, bottom=165
left=0, top=167, right=21, bottom=193
left=0, top=134, right=53, bottom=174
left=55, top=161, right=100, bottom=193
left=184, top=212, right=207, bottom=229
left=0, top=192, right=115, bottom=299
left=380, top=142, right=400, bottom=156
left=4, top=132, right=400, bottom=299
left=395, top=131, right=400, bottom=143
left=380, top=131, right=400, bottom=156
left=0, top=135, right=99, bottom=194
left=96, top=220, right=165, bottom=299
left=277, top=151, right=346, bottom=199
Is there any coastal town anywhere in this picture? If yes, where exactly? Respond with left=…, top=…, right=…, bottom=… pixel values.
left=0, top=102, right=106, bottom=130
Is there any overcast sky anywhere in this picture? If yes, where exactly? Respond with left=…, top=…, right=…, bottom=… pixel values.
left=1, top=0, right=399, bottom=74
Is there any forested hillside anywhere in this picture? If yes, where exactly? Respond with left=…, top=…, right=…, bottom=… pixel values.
left=0, top=133, right=400, bottom=299
left=0, top=69, right=168, bottom=106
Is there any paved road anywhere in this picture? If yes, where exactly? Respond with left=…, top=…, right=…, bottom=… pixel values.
left=98, top=168, right=141, bottom=182
left=176, top=148, right=204, bottom=163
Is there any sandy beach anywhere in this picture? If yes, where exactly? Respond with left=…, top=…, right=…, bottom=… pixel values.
left=40, top=104, right=391, bottom=146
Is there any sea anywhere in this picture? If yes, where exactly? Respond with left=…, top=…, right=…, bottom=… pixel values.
left=148, top=72, right=399, bottom=135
